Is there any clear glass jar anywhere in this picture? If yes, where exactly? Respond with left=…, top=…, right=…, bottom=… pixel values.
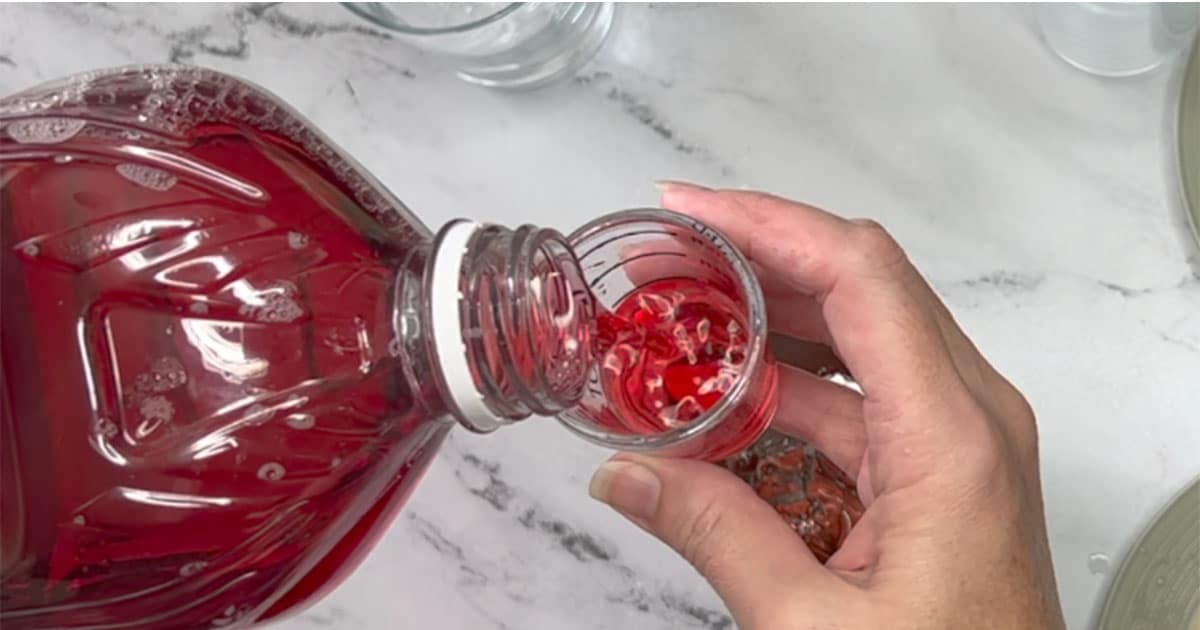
left=0, top=65, right=776, bottom=628
left=341, top=2, right=617, bottom=89
left=1037, top=3, right=1200, bottom=77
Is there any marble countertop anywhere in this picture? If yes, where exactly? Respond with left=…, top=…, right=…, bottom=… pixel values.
left=2, top=4, right=1198, bottom=629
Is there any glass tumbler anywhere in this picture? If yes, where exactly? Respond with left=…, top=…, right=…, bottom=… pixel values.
left=1037, top=3, right=1200, bottom=77
left=342, top=3, right=616, bottom=89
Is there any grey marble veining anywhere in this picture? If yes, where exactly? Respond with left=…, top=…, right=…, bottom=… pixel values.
left=2, top=4, right=1198, bottom=629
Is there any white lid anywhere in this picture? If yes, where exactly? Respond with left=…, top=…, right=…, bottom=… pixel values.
left=429, top=220, right=505, bottom=433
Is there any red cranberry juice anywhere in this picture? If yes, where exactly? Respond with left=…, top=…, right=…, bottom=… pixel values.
left=595, top=277, right=776, bottom=459
left=1, top=93, right=448, bottom=626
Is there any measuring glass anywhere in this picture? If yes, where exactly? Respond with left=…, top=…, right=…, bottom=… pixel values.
left=557, top=209, right=779, bottom=461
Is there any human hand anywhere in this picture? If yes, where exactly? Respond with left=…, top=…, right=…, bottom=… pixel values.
left=588, top=185, right=1066, bottom=630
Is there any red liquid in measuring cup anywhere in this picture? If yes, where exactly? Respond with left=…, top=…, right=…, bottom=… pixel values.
left=595, top=277, right=776, bottom=459
left=597, top=278, right=748, bottom=431
left=1, top=73, right=447, bottom=628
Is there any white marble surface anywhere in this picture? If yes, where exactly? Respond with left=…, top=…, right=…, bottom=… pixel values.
left=2, top=3, right=1198, bottom=629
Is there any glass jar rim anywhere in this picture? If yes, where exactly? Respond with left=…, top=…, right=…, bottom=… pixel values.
left=341, top=2, right=524, bottom=36
left=557, top=208, right=772, bottom=453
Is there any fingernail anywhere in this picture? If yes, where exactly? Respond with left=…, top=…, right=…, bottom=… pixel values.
left=589, top=460, right=662, bottom=521
left=654, top=179, right=711, bottom=193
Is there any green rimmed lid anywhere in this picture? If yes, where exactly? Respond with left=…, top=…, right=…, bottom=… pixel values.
left=1097, top=476, right=1200, bottom=630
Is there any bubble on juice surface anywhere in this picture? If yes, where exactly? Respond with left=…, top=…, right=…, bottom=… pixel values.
left=285, top=413, right=315, bottom=430
left=94, top=417, right=119, bottom=439
left=672, top=322, right=697, bottom=363
left=677, top=396, right=705, bottom=421
left=257, top=462, right=286, bottom=482
left=188, top=302, right=209, bottom=315
left=660, top=395, right=705, bottom=427
left=287, top=231, right=309, bottom=249
left=2, top=65, right=426, bottom=238
left=18, top=243, right=39, bottom=258
left=714, top=368, right=737, bottom=393
left=238, top=280, right=303, bottom=323
left=52, top=154, right=74, bottom=164
left=116, top=163, right=178, bottom=192
left=602, top=342, right=640, bottom=375
left=614, top=343, right=640, bottom=369
left=5, top=117, right=86, bottom=144
left=139, top=395, right=175, bottom=425
left=602, top=352, right=623, bottom=374
left=794, top=517, right=819, bottom=536
left=211, top=604, right=249, bottom=627
left=179, top=561, right=208, bottom=577
left=135, top=357, right=188, bottom=394
left=723, top=343, right=746, bottom=367
left=135, top=395, right=175, bottom=438
left=696, top=317, right=711, bottom=343
left=638, top=292, right=675, bottom=321
left=642, top=363, right=671, bottom=414
left=72, top=515, right=87, bottom=526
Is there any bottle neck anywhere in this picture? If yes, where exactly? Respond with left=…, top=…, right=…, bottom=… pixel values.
left=397, top=220, right=595, bottom=433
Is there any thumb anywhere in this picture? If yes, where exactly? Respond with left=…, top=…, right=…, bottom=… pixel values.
left=589, top=454, right=831, bottom=622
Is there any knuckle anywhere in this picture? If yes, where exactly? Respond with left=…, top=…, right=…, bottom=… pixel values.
left=1006, top=388, right=1041, bottom=456
left=958, top=400, right=1040, bottom=495
left=941, top=399, right=1008, bottom=476
left=986, top=371, right=1041, bottom=457
left=848, top=219, right=907, bottom=270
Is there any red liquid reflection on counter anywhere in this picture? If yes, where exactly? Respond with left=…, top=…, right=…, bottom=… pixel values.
left=0, top=101, right=446, bottom=626
left=724, top=431, right=865, bottom=563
